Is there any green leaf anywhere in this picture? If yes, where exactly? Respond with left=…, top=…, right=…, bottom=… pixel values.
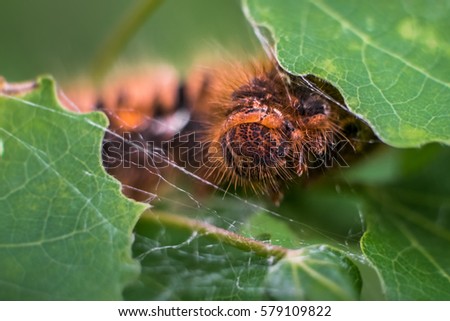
left=265, top=245, right=362, bottom=300
left=361, top=146, right=450, bottom=300
left=0, top=77, right=147, bottom=300
left=243, top=0, right=450, bottom=147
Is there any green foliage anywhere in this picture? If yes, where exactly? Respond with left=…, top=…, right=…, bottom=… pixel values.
left=0, top=78, right=147, bottom=299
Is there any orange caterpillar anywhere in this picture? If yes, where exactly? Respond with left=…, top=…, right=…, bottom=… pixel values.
left=60, top=60, right=375, bottom=204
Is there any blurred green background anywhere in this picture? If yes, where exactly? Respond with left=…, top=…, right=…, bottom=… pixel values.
left=0, top=0, right=259, bottom=81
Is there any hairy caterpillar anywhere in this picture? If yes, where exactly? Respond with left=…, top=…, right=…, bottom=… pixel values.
left=2, top=59, right=376, bottom=205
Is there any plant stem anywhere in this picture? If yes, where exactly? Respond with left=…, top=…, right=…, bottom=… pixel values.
left=140, top=211, right=289, bottom=260
left=90, top=0, right=164, bottom=82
